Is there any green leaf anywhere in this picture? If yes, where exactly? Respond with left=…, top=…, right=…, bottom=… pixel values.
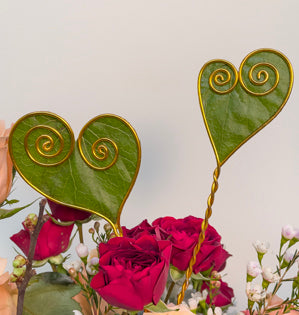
left=9, top=113, right=141, bottom=231
left=170, top=266, right=185, bottom=282
left=191, top=272, right=211, bottom=281
left=23, top=272, right=81, bottom=315
left=5, top=199, right=19, bottom=204
left=144, top=300, right=175, bottom=313
left=0, top=199, right=38, bottom=220
left=198, top=49, right=293, bottom=165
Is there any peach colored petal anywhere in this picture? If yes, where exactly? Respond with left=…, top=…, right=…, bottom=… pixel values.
left=0, top=257, right=7, bottom=275
left=87, top=249, right=99, bottom=262
left=73, top=291, right=92, bottom=315
left=0, top=121, right=5, bottom=136
left=267, top=295, right=299, bottom=315
left=0, top=285, right=17, bottom=315
left=0, top=272, right=10, bottom=286
left=0, top=124, right=13, bottom=204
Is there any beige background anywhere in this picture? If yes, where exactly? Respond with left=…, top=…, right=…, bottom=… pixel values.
left=1, top=0, right=299, bottom=310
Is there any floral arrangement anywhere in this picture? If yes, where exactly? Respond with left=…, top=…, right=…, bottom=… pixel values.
left=1, top=119, right=235, bottom=315
left=1, top=118, right=299, bottom=315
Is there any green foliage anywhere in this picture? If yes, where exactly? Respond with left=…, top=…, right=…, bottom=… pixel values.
left=199, top=49, right=292, bottom=165
left=23, top=272, right=81, bottom=315
left=9, top=113, right=141, bottom=225
left=0, top=200, right=37, bottom=220
left=144, top=300, right=175, bottom=313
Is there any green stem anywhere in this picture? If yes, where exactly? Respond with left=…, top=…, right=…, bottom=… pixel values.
left=164, top=281, right=175, bottom=303
left=49, top=263, right=57, bottom=272
left=77, top=223, right=84, bottom=243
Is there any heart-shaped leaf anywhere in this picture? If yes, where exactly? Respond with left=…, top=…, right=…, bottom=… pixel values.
left=9, top=112, right=141, bottom=234
left=198, top=48, right=293, bottom=166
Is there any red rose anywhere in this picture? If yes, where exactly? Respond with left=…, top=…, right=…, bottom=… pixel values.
left=202, top=280, right=234, bottom=307
left=47, top=199, right=91, bottom=222
left=90, top=235, right=172, bottom=310
left=122, top=219, right=169, bottom=240
left=10, top=218, right=74, bottom=260
left=152, top=216, right=231, bottom=273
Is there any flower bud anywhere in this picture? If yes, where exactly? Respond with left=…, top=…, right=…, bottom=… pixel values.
left=86, top=257, right=99, bottom=275
left=282, top=225, right=296, bottom=240
left=12, top=255, right=27, bottom=268
left=13, top=266, right=26, bottom=278
left=211, top=280, right=221, bottom=288
left=23, top=213, right=38, bottom=231
left=104, top=223, right=112, bottom=233
left=76, top=243, right=89, bottom=258
left=10, top=273, right=19, bottom=283
left=48, top=254, right=64, bottom=265
left=253, top=240, right=270, bottom=254
left=211, top=270, right=221, bottom=279
left=247, top=261, right=262, bottom=278
left=283, top=249, right=296, bottom=263
left=262, top=266, right=280, bottom=283
left=94, top=221, right=100, bottom=233
left=88, top=227, right=95, bottom=234
left=68, top=267, right=77, bottom=278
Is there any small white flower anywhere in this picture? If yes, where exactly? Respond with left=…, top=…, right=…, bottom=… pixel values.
left=246, top=282, right=266, bottom=302
left=185, top=290, right=208, bottom=310
left=187, top=297, right=198, bottom=310
left=294, top=228, right=299, bottom=240
left=207, top=307, right=222, bottom=315
left=76, top=243, right=89, bottom=258
left=64, top=260, right=82, bottom=272
left=247, top=261, right=262, bottom=278
left=262, top=266, right=280, bottom=283
left=283, top=249, right=296, bottom=263
left=86, top=257, right=99, bottom=275
left=253, top=240, right=270, bottom=254
left=191, top=290, right=208, bottom=302
left=282, top=225, right=296, bottom=240
left=73, top=311, right=83, bottom=315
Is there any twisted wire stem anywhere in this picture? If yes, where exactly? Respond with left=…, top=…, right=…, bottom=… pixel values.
left=177, top=165, right=221, bottom=304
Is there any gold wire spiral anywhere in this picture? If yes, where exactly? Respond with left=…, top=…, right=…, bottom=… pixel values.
left=24, top=125, right=74, bottom=166
left=208, top=60, right=238, bottom=94
left=177, top=166, right=221, bottom=304
left=239, top=62, right=279, bottom=96
left=78, top=136, right=119, bottom=171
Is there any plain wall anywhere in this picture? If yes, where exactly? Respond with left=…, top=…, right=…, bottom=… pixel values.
left=1, top=0, right=299, bottom=310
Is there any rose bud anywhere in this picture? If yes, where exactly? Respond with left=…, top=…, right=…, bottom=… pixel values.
left=23, top=213, right=38, bottom=232
left=11, top=218, right=74, bottom=260
left=12, top=255, right=27, bottom=268
left=10, top=273, right=19, bottom=283
left=48, top=254, right=64, bottom=265
left=13, top=266, right=26, bottom=278
left=47, top=199, right=91, bottom=222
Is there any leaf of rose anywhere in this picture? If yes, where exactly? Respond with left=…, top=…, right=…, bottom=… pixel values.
left=0, top=199, right=37, bottom=220
left=23, top=272, right=81, bottom=315
left=144, top=300, right=175, bottom=313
